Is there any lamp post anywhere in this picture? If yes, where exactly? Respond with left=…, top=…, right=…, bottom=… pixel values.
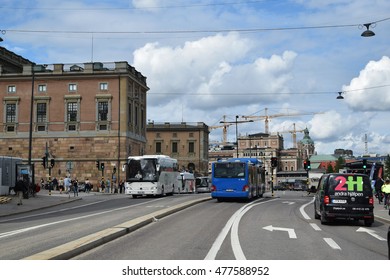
left=28, top=65, right=35, bottom=166
left=220, top=115, right=253, bottom=158
left=28, top=64, right=47, bottom=165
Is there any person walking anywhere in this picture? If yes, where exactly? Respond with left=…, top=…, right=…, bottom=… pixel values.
left=14, top=176, right=27, bottom=205
left=64, top=176, right=71, bottom=194
left=106, top=178, right=111, bottom=193
left=382, top=178, right=390, bottom=209
left=85, top=178, right=91, bottom=193
left=375, top=176, right=384, bottom=204
left=72, top=178, right=79, bottom=197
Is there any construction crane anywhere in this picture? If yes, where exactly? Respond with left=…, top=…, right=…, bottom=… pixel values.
left=209, top=115, right=233, bottom=144
left=278, top=123, right=305, bottom=148
left=242, top=108, right=324, bottom=134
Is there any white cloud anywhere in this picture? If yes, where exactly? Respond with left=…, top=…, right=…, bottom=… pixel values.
left=343, top=56, right=390, bottom=111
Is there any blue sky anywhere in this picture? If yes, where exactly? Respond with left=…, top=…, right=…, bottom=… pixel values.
left=1, top=0, right=390, bottom=155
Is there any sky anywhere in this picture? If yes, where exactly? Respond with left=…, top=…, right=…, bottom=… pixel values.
left=1, top=0, right=390, bottom=156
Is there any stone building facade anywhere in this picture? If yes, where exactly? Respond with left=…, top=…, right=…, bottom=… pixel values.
left=0, top=47, right=148, bottom=186
left=146, top=122, right=209, bottom=176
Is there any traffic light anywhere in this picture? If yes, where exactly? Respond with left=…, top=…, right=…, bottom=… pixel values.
left=96, top=160, right=100, bottom=170
left=100, top=162, right=105, bottom=170
left=50, top=158, right=55, bottom=168
left=42, top=156, right=47, bottom=168
left=304, top=160, right=311, bottom=171
left=271, top=157, right=278, bottom=168
left=362, top=159, right=367, bottom=170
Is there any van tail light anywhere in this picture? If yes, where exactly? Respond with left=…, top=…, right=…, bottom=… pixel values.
left=242, top=185, right=250, bottom=192
left=324, top=195, right=330, bottom=205
left=369, top=196, right=374, bottom=205
left=211, top=185, right=216, bottom=192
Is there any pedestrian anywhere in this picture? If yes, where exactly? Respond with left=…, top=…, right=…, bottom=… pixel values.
left=52, top=177, right=58, bottom=191
left=382, top=178, right=390, bottom=209
left=59, top=177, right=64, bottom=194
left=119, top=180, right=124, bottom=194
left=375, top=176, right=384, bottom=204
left=100, top=177, right=105, bottom=192
left=106, top=178, right=111, bottom=193
left=73, top=178, right=79, bottom=197
left=85, top=178, right=91, bottom=193
left=14, top=176, right=27, bottom=205
left=64, top=176, right=72, bottom=194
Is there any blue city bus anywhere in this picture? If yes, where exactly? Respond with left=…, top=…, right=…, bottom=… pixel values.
left=211, top=158, right=265, bottom=202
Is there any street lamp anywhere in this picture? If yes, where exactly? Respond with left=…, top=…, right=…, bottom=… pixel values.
left=28, top=64, right=47, bottom=165
left=220, top=115, right=253, bottom=158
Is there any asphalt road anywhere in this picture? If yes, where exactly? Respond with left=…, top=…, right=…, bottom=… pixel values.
left=0, top=193, right=210, bottom=260
left=74, top=191, right=389, bottom=260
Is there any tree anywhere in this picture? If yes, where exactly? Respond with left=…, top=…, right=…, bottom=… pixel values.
left=335, top=156, right=345, bottom=172
left=326, top=162, right=334, bottom=173
left=384, top=154, right=390, bottom=179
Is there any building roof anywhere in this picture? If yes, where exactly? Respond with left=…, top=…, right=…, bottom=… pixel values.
left=309, top=154, right=337, bottom=162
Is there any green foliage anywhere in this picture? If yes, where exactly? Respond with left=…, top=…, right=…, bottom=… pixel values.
left=326, top=162, right=334, bottom=173
left=335, top=156, right=345, bottom=172
left=384, top=154, right=390, bottom=179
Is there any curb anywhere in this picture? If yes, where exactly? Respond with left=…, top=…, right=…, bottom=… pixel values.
left=23, top=196, right=212, bottom=260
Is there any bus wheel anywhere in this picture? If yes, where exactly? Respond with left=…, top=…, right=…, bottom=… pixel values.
left=132, top=195, right=139, bottom=199
left=161, top=186, right=165, bottom=197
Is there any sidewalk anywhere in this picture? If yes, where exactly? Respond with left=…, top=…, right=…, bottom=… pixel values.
left=1, top=190, right=390, bottom=223
left=0, top=189, right=107, bottom=218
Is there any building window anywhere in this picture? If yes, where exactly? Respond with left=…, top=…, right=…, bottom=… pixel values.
left=7, top=85, right=16, bottom=93
left=98, top=101, right=108, bottom=121
left=173, top=133, right=177, bottom=138
left=36, top=103, right=47, bottom=123
left=188, top=142, right=195, bottom=153
left=155, top=142, right=162, bottom=153
left=68, top=83, right=77, bottom=92
left=172, top=142, right=178, bottom=153
left=6, top=104, right=16, bottom=123
left=67, top=102, right=78, bottom=122
left=38, top=84, right=47, bottom=92
left=100, top=82, right=108, bottom=91
left=189, top=133, right=194, bottom=137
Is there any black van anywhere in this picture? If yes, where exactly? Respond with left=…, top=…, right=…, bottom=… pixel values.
left=314, top=173, right=374, bottom=226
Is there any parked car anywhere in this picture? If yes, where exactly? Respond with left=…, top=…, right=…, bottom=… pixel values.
left=195, top=176, right=211, bottom=193
left=314, top=173, right=374, bottom=226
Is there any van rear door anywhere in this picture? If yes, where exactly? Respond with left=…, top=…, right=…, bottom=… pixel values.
left=326, top=174, right=373, bottom=217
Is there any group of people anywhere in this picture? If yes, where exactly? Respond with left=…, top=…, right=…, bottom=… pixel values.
left=99, top=178, right=125, bottom=194
left=374, top=176, right=390, bottom=209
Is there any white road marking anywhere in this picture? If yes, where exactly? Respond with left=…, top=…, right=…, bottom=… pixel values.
left=282, top=201, right=296, bottom=205
left=310, top=223, right=322, bottom=231
left=205, top=199, right=275, bottom=260
left=0, top=198, right=165, bottom=239
left=263, top=225, right=297, bottom=239
left=356, top=227, right=386, bottom=241
left=300, top=197, right=314, bottom=220
left=323, top=238, right=341, bottom=250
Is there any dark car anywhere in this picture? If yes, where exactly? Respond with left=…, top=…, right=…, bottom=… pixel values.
left=314, top=173, right=374, bottom=227
left=195, top=177, right=211, bottom=193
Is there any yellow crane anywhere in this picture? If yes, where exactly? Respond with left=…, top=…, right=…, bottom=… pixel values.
left=242, top=108, right=324, bottom=134
left=209, top=115, right=234, bottom=144
left=278, top=123, right=305, bottom=148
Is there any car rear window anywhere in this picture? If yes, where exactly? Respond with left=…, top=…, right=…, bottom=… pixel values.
left=327, top=174, right=371, bottom=194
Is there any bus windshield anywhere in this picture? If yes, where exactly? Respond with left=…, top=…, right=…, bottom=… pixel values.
left=128, top=158, right=158, bottom=182
left=213, top=162, right=245, bottom=178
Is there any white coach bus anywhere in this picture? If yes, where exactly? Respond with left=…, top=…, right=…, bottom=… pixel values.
left=124, top=155, right=179, bottom=198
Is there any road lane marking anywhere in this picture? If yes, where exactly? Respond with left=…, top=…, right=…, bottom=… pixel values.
left=356, top=227, right=386, bottom=241
left=300, top=197, right=314, bottom=220
left=205, top=198, right=275, bottom=260
left=0, top=198, right=167, bottom=239
left=324, top=238, right=341, bottom=250
left=263, top=225, right=297, bottom=239
left=310, top=223, right=322, bottom=231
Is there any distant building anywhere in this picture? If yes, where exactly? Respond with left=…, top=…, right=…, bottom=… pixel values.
left=0, top=47, right=149, bottom=185
left=146, top=122, right=209, bottom=176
